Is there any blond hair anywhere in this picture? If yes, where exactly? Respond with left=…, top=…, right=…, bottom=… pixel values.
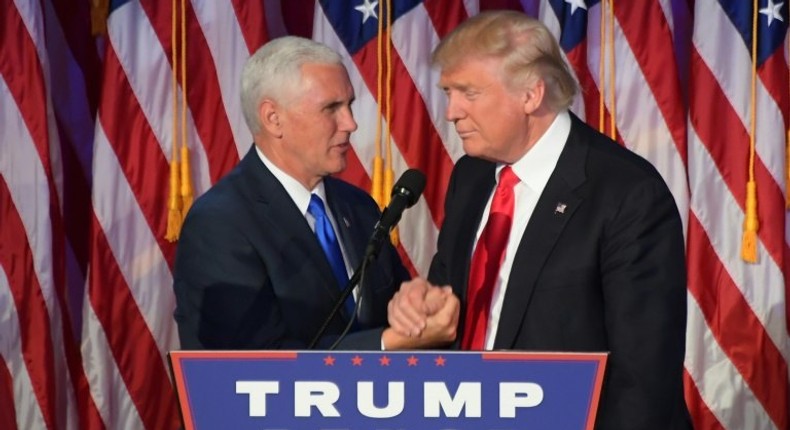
left=433, top=11, right=577, bottom=111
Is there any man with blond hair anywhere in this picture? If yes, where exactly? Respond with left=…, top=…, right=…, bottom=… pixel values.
left=388, top=11, right=691, bottom=429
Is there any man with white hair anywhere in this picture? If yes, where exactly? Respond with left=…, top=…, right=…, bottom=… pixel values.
left=174, top=36, right=458, bottom=351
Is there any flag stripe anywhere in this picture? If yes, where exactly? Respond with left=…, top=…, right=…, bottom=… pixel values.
left=614, top=0, right=687, bottom=162
left=350, top=42, right=451, bottom=226
left=2, top=0, right=51, bottom=176
left=422, top=0, right=468, bottom=38
left=688, top=122, right=789, bottom=370
left=0, top=3, right=106, bottom=426
left=37, top=12, right=104, bottom=422
left=1, top=3, right=83, bottom=428
left=139, top=0, right=240, bottom=183
left=192, top=1, right=255, bottom=159
left=97, top=45, right=176, bottom=266
left=605, top=6, right=690, bottom=231
left=683, top=297, right=773, bottom=430
left=0, top=176, right=57, bottom=430
left=566, top=42, right=599, bottom=123
left=0, top=353, right=19, bottom=430
left=0, top=270, right=47, bottom=430
left=313, top=6, right=440, bottom=273
left=229, top=0, right=268, bottom=55
left=87, top=216, right=180, bottom=430
left=695, top=0, right=786, bottom=189
left=689, top=49, right=788, bottom=280
left=758, top=54, right=790, bottom=127
left=683, top=369, right=726, bottom=430
left=5, top=2, right=787, bottom=429
left=393, top=4, right=466, bottom=163
left=687, top=215, right=788, bottom=428
left=81, top=299, right=146, bottom=429
left=47, top=0, right=102, bottom=114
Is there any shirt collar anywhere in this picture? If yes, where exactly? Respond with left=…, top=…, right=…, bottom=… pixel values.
left=255, top=146, right=325, bottom=216
left=502, top=110, right=571, bottom=191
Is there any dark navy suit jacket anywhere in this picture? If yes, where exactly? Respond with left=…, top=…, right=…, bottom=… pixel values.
left=429, top=114, right=692, bottom=429
left=174, top=146, right=409, bottom=350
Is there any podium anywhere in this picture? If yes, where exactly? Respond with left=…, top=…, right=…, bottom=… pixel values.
left=169, top=350, right=607, bottom=429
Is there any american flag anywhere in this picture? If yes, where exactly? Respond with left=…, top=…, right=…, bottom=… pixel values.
left=1, top=0, right=787, bottom=429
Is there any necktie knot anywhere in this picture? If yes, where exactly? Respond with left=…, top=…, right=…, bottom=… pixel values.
left=497, top=166, right=519, bottom=192
left=308, top=194, right=328, bottom=219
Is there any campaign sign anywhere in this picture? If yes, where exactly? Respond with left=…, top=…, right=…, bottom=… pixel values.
left=169, top=350, right=607, bottom=430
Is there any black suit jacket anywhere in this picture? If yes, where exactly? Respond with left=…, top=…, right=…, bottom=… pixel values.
left=174, top=147, right=409, bottom=350
left=429, top=114, right=691, bottom=429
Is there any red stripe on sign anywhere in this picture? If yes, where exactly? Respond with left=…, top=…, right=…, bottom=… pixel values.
left=88, top=215, right=181, bottom=430
left=686, top=214, right=789, bottom=429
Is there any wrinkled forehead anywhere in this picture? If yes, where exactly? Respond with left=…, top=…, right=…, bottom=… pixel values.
left=438, top=56, right=506, bottom=87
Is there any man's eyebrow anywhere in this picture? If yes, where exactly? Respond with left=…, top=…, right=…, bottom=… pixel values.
left=438, top=82, right=474, bottom=91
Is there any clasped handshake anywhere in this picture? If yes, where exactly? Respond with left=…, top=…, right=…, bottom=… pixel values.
left=382, top=278, right=461, bottom=350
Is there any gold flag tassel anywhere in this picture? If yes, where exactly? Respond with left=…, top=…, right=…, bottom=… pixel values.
left=166, top=0, right=193, bottom=242
left=370, top=0, right=386, bottom=210
left=741, top=0, right=760, bottom=263
left=90, top=0, right=109, bottom=35
left=607, top=0, right=616, bottom=141
left=597, top=0, right=616, bottom=138
left=597, top=0, right=605, bottom=134
left=179, top=0, right=194, bottom=217
left=166, top=155, right=182, bottom=242
left=166, top=0, right=183, bottom=241
left=383, top=0, right=399, bottom=245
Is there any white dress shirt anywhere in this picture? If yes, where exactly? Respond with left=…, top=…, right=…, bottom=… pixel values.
left=473, top=111, right=571, bottom=350
left=255, top=147, right=355, bottom=287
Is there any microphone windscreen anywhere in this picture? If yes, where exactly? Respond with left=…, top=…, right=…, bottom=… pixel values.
left=391, top=169, right=426, bottom=207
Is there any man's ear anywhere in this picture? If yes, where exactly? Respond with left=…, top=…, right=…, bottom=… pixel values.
left=259, top=99, right=282, bottom=137
left=523, top=79, right=546, bottom=115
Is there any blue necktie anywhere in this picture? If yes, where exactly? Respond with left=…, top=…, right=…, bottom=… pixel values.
left=308, top=194, right=356, bottom=318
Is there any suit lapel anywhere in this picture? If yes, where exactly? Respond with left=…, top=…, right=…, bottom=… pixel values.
left=239, top=149, right=346, bottom=310
left=324, top=178, right=363, bottom=272
left=493, top=115, right=589, bottom=349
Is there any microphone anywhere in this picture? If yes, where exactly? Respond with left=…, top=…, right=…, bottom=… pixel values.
left=364, top=169, right=426, bottom=259
left=308, top=169, right=425, bottom=349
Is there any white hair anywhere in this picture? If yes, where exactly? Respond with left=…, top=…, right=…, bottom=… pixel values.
left=240, top=36, right=343, bottom=134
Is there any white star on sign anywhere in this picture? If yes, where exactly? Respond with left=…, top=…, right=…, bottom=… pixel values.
left=759, top=0, right=785, bottom=27
left=564, top=0, right=587, bottom=15
left=355, top=0, right=379, bottom=24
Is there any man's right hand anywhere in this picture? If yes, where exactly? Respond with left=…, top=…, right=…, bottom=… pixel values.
left=382, top=278, right=460, bottom=350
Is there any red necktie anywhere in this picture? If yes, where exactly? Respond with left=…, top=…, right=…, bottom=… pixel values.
left=461, top=166, right=519, bottom=350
